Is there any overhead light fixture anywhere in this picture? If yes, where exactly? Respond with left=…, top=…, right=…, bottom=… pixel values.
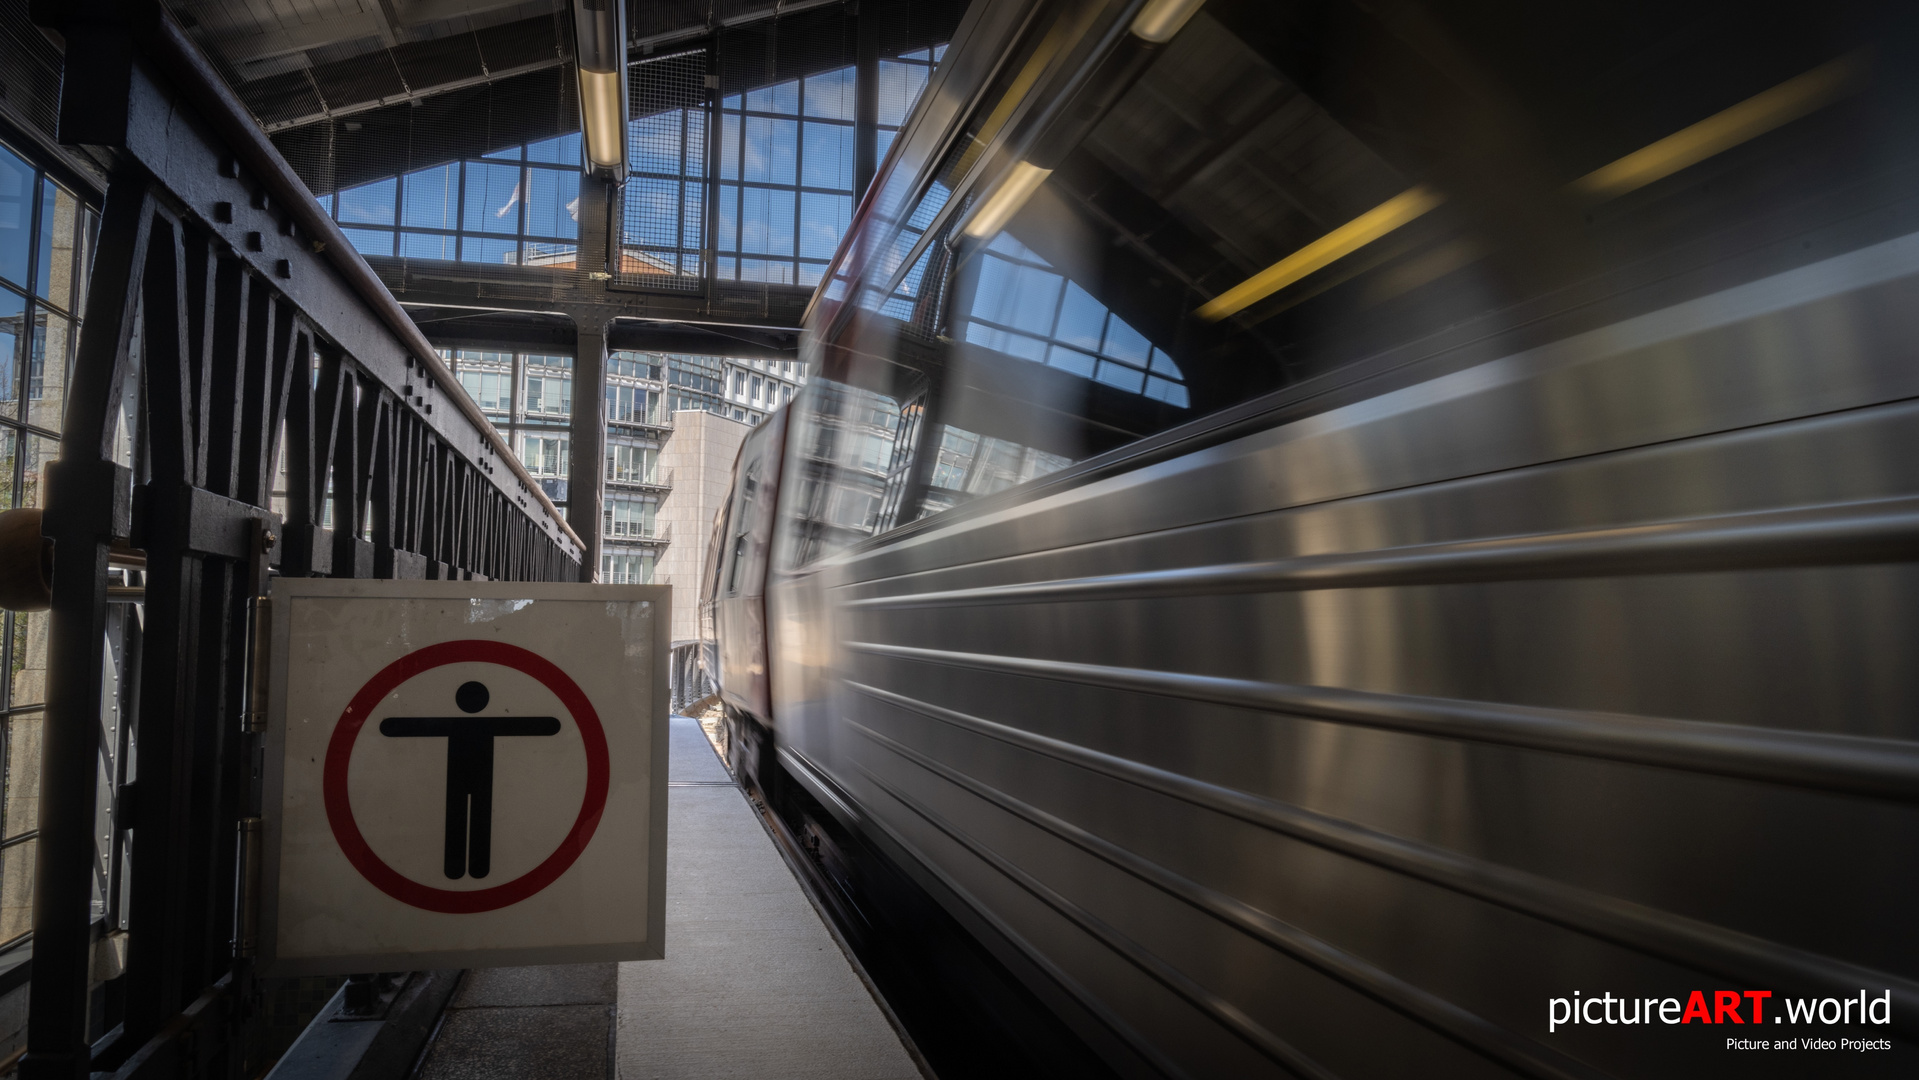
left=1130, top=0, right=1209, bottom=43
left=1195, top=186, right=1443, bottom=322
left=959, top=161, right=1053, bottom=240
left=1571, top=54, right=1862, bottom=202
left=572, top=0, right=628, bottom=179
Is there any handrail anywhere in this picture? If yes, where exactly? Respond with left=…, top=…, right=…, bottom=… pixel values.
left=138, top=5, right=584, bottom=553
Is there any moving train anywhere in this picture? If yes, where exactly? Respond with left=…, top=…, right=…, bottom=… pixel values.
left=705, top=0, right=1919, bottom=1075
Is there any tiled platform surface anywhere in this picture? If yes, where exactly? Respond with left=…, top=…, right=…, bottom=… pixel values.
left=615, top=717, right=921, bottom=1080
left=411, top=717, right=919, bottom=1080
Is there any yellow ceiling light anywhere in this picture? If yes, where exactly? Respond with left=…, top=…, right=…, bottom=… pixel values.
left=1131, top=0, right=1209, bottom=44
left=1196, top=186, right=1444, bottom=322
left=960, top=161, right=1054, bottom=240
left=1572, top=54, right=1863, bottom=201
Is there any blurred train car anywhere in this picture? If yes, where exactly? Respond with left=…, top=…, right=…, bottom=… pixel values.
left=706, top=0, right=1919, bottom=1075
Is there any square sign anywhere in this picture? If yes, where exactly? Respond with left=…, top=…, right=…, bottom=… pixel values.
left=260, top=579, right=668, bottom=975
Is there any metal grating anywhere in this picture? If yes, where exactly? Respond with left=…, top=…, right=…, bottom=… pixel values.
left=165, top=0, right=571, bottom=133
left=618, top=49, right=709, bottom=291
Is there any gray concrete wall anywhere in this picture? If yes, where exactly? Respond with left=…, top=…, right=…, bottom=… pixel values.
left=656, top=410, right=750, bottom=646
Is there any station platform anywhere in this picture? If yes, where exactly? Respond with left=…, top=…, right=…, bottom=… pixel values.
left=399, top=716, right=924, bottom=1080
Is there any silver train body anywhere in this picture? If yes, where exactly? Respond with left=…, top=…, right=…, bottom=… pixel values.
left=707, top=0, right=1919, bottom=1075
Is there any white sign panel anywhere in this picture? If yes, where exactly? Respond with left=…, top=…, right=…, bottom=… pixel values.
left=260, top=579, right=667, bottom=974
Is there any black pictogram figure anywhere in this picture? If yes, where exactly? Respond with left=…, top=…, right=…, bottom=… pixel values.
left=379, top=680, right=560, bottom=879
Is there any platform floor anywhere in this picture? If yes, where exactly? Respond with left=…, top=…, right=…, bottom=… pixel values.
left=615, top=717, right=922, bottom=1080
left=411, top=716, right=921, bottom=1080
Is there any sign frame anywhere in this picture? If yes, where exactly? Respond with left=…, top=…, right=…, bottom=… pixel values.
left=258, top=578, right=669, bottom=975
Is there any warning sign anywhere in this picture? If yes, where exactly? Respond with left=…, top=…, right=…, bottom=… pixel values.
left=260, top=580, right=667, bottom=975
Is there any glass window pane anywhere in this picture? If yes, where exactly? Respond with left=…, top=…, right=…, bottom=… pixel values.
left=0, top=837, right=35, bottom=942
left=965, top=320, right=1047, bottom=363
left=801, top=122, right=855, bottom=191
left=401, top=164, right=458, bottom=230
left=1102, top=315, right=1152, bottom=366
left=630, top=111, right=686, bottom=177
left=337, top=178, right=397, bottom=226
left=0, top=147, right=32, bottom=289
left=27, top=308, right=71, bottom=432
left=739, top=258, right=794, bottom=284
left=682, top=184, right=706, bottom=250
left=523, top=242, right=577, bottom=268
left=875, top=128, right=897, bottom=166
left=1145, top=376, right=1189, bottom=407
left=341, top=227, right=395, bottom=257
left=1095, top=358, right=1146, bottom=393
left=799, top=261, right=828, bottom=287
left=399, top=231, right=457, bottom=260
left=5, top=711, right=40, bottom=836
left=739, top=187, right=795, bottom=257
left=460, top=236, right=519, bottom=264
left=463, top=162, right=523, bottom=235
left=316, top=192, right=334, bottom=217
left=1046, top=344, right=1098, bottom=377
left=0, top=429, right=12, bottom=507
left=21, top=434, right=51, bottom=508
left=525, top=132, right=581, bottom=164
left=972, top=255, right=1062, bottom=336
left=0, top=288, right=21, bottom=423
left=11, top=604, right=47, bottom=706
left=483, top=145, right=522, bottom=160
left=744, top=79, right=799, bottom=115
left=799, top=192, right=852, bottom=260
left=623, top=176, right=685, bottom=253
left=35, top=180, right=79, bottom=310
left=717, top=184, right=739, bottom=252
left=1148, top=347, right=1183, bottom=379
left=878, top=61, right=930, bottom=127
left=1054, top=282, right=1106, bottom=351
left=526, top=168, right=581, bottom=239
left=720, top=112, right=741, bottom=180
left=743, top=117, right=798, bottom=185
left=804, top=66, right=856, bottom=120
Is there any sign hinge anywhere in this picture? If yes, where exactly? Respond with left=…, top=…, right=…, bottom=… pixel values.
left=245, top=595, right=270, bottom=733
left=233, top=815, right=263, bottom=959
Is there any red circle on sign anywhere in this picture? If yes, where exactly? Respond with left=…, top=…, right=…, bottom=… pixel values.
left=323, top=639, right=610, bottom=914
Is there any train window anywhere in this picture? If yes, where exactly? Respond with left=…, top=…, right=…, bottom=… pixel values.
left=786, top=0, right=1894, bottom=567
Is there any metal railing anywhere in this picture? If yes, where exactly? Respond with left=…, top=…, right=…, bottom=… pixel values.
left=22, top=3, right=585, bottom=1077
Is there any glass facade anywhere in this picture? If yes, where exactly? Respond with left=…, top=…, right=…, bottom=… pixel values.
left=0, top=137, right=95, bottom=950
left=321, top=134, right=585, bottom=266
left=321, top=47, right=941, bottom=292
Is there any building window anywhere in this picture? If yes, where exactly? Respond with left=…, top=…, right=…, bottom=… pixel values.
left=607, top=383, right=658, bottom=426
left=606, top=442, right=658, bottom=484
left=521, top=354, right=573, bottom=419
left=518, top=434, right=569, bottom=478
left=320, top=133, right=584, bottom=267
left=0, top=136, right=96, bottom=949
left=602, top=550, right=656, bottom=584
left=964, top=233, right=1189, bottom=407
left=605, top=496, right=658, bottom=539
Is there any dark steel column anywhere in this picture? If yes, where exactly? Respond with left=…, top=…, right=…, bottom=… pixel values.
left=570, top=320, right=608, bottom=582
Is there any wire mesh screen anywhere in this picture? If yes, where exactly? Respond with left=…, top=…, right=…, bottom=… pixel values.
left=0, top=0, right=68, bottom=150
left=619, top=49, right=709, bottom=291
